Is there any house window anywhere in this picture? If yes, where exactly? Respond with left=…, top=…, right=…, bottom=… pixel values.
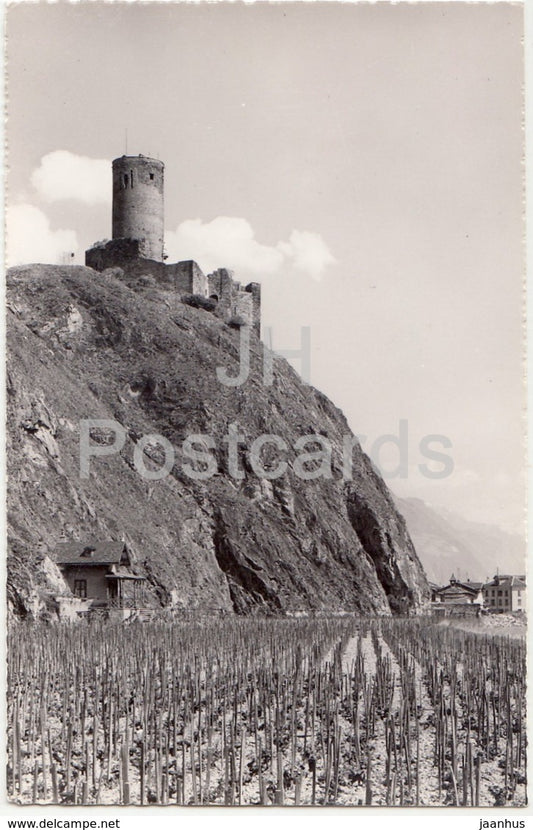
left=81, top=546, right=95, bottom=558
left=74, top=579, right=87, bottom=599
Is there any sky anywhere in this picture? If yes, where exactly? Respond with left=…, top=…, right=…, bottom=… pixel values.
left=5, top=2, right=525, bottom=535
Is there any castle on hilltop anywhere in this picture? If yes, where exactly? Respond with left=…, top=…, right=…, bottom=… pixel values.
left=85, top=155, right=261, bottom=337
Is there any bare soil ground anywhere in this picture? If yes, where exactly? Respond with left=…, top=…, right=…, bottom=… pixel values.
left=7, top=617, right=527, bottom=808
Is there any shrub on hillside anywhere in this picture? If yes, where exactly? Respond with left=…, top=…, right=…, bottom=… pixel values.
left=137, top=274, right=156, bottom=287
left=181, top=294, right=217, bottom=312
left=102, top=267, right=125, bottom=280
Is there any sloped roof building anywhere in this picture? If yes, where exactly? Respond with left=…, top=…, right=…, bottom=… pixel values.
left=54, top=541, right=145, bottom=610
left=482, top=574, right=525, bottom=613
left=432, top=574, right=483, bottom=605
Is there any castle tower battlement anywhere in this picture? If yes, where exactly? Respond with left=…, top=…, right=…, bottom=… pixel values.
left=86, top=154, right=261, bottom=337
left=112, top=155, right=164, bottom=262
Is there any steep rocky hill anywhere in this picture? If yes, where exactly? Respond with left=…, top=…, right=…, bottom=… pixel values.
left=7, top=264, right=429, bottom=617
left=394, top=496, right=525, bottom=586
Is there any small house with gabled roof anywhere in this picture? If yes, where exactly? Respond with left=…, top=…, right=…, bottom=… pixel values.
left=430, top=574, right=484, bottom=617
left=432, top=574, right=484, bottom=606
left=54, top=541, right=145, bottom=610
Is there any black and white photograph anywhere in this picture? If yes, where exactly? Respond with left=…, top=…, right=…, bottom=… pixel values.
left=4, top=0, right=527, bottom=815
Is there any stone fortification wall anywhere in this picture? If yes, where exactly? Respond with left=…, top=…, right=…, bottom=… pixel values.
left=175, top=261, right=208, bottom=296
left=86, top=244, right=205, bottom=295
left=207, top=269, right=238, bottom=320
left=87, top=154, right=260, bottom=335
left=207, top=269, right=261, bottom=337
left=244, top=282, right=261, bottom=338
left=86, top=245, right=260, bottom=336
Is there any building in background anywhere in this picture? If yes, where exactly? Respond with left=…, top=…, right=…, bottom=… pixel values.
left=432, top=574, right=484, bottom=606
left=430, top=574, right=483, bottom=617
left=482, top=574, right=526, bottom=613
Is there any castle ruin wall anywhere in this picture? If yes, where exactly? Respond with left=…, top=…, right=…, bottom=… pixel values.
left=86, top=154, right=261, bottom=336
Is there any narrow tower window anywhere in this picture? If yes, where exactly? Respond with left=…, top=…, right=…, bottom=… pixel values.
left=130, top=170, right=134, bottom=188
left=149, top=173, right=154, bottom=181
left=123, top=173, right=128, bottom=188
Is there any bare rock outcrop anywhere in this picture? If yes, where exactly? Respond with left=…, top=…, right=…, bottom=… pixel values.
left=7, top=264, right=430, bottom=617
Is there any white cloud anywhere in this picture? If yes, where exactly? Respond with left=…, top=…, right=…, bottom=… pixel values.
left=166, top=217, right=283, bottom=276
left=31, top=150, right=111, bottom=205
left=165, top=216, right=335, bottom=281
left=6, top=204, right=78, bottom=267
left=278, top=230, right=337, bottom=281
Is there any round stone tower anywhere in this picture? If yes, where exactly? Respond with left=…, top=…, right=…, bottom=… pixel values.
left=112, top=155, right=164, bottom=262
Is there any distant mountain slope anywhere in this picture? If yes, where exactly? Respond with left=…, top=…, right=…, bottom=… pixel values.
left=394, top=496, right=525, bottom=585
left=7, top=264, right=429, bottom=617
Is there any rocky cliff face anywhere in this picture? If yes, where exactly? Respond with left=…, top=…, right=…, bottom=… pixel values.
left=7, top=264, right=430, bottom=617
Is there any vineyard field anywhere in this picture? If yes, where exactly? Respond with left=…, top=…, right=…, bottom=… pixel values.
left=7, top=617, right=527, bottom=807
